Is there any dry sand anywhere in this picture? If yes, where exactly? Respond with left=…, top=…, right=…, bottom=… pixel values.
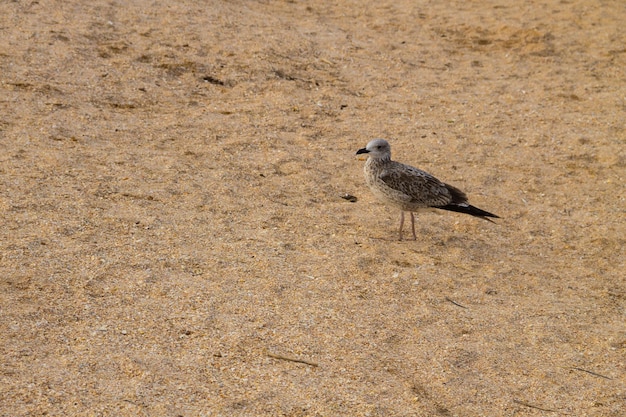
left=1, top=0, right=625, bottom=415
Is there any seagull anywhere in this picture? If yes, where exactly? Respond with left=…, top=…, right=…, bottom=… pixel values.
left=356, top=138, right=499, bottom=240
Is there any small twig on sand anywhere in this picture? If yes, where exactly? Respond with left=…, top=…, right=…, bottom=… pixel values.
left=267, top=352, right=319, bottom=367
left=513, top=399, right=559, bottom=413
left=445, top=297, right=467, bottom=309
left=572, top=367, right=613, bottom=380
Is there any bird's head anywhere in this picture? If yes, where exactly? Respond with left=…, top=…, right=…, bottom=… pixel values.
left=356, top=138, right=391, bottom=160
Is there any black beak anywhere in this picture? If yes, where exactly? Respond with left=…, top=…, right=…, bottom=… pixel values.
left=356, top=148, right=369, bottom=155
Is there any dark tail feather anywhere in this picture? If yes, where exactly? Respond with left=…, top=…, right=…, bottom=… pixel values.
left=435, top=203, right=500, bottom=222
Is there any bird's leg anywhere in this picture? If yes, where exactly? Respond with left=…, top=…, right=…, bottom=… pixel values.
left=398, top=211, right=405, bottom=241
left=410, top=212, right=417, bottom=240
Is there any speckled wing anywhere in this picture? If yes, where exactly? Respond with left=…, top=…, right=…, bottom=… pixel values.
left=379, top=161, right=459, bottom=207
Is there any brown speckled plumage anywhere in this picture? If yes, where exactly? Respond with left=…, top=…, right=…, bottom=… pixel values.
left=356, top=139, right=499, bottom=240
